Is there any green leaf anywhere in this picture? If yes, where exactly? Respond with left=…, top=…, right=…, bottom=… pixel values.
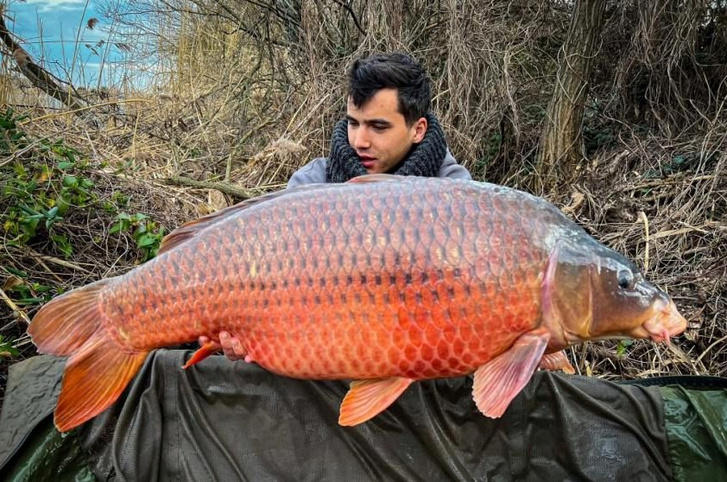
left=3, top=266, right=28, bottom=278
left=19, top=204, right=40, bottom=216
left=616, top=339, right=634, bottom=358
left=136, top=233, right=159, bottom=248
left=0, top=336, right=20, bottom=358
left=51, top=234, right=73, bottom=257
left=62, top=175, right=78, bottom=187
left=56, top=195, right=71, bottom=215
left=15, top=297, right=45, bottom=305
left=32, top=283, right=52, bottom=293
left=57, top=161, right=75, bottom=170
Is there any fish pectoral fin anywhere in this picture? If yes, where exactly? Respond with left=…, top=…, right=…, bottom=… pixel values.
left=472, top=329, right=550, bottom=418
left=539, top=350, right=575, bottom=374
left=182, top=341, right=221, bottom=369
left=338, top=377, right=413, bottom=426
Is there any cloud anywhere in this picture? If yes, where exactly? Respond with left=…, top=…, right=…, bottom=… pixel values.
left=24, top=0, right=87, bottom=12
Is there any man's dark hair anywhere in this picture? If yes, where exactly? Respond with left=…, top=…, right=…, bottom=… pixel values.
left=348, top=52, right=431, bottom=125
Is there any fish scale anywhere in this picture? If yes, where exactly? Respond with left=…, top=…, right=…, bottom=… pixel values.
left=28, top=175, right=686, bottom=431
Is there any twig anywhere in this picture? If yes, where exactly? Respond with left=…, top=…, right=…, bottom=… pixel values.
left=164, top=176, right=265, bottom=199
left=19, top=98, right=152, bottom=124
left=0, top=287, right=31, bottom=325
left=638, top=211, right=649, bottom=273
left=26, top=248, right=92, bottom=274
left=695, top=334, right=727, bottom=366
left=330, top=0, right=366, bottom=35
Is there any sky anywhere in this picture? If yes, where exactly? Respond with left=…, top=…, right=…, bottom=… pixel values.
left=4, top=0, right=134, bottom=88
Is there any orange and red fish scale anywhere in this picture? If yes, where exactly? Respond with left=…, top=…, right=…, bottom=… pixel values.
left=100, top=179, right=555, bottom=380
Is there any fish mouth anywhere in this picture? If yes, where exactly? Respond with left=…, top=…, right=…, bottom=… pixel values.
left=628, top=300, right=687, bottom=344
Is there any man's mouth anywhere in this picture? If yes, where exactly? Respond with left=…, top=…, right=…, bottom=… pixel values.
left=359, top=155, right=376, bottom=169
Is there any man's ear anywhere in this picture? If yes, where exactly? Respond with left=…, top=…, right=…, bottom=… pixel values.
left=412, top=117, right=428, bottom=143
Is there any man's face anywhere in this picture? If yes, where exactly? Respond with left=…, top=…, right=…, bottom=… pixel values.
left=346, top=88, right=427, bottom=174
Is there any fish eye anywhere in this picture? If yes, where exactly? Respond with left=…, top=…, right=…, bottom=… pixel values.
left=617, top=269, right=635, bottom=290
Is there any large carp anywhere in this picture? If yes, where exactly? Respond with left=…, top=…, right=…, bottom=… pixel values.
left=29, top=175, right=686, bottom=432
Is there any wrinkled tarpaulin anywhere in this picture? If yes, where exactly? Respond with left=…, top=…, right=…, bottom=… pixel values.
left=1, top=350, right=726, bottom=481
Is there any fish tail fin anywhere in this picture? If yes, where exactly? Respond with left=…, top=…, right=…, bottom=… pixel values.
left=28, top=278, right=149, bottom=432
left=29, top=278, right=112, bottom=355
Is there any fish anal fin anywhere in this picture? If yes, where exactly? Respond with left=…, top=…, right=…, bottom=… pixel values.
left=539, top=350, right=575, bottom=374
left=472, top=329, right=549, bottom=418
left=339, top=377, right=413, bottom=426
left=346, top=174, right=405, bottom=184
left=55, top=334, right=148, bottom=432
left=182, top=341, right=220, bottom=369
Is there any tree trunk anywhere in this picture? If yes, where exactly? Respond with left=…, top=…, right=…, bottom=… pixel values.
left=537, top=0, right=606, bottom=188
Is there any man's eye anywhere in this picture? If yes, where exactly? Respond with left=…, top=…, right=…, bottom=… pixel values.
left=372, top=125, right=387, bottom=131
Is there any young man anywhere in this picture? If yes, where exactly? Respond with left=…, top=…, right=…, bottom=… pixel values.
left=203, top=52, right=470, bottom=360
left=288, top=51, right=471, bottom=187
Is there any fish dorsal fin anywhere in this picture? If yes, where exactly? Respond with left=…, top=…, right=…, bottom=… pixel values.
left=472, top=328, right=549, bottom=418
left=346, top=173, right=407, bottom=184
left=158, top=184, right=328, bottom=255
left=338, top=377, right=413, bottom=426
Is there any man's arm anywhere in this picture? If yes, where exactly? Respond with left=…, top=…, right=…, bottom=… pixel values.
left=438, top=149, right=472, bottom=180
left=287, top=158, right=328, bottom=189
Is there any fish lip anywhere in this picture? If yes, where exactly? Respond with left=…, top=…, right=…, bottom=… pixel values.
left=632, top=300, right=687, bottom=343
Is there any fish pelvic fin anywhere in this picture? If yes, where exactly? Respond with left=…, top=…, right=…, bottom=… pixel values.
left=472, top=328, right=549, bottom=418
left=182, top=341, right=220, bottom=369
left=539, top=350, right=576, bottom=374
left=339, top=377, right=413, bottom=426
left=28, top=278, right=149, bottom=432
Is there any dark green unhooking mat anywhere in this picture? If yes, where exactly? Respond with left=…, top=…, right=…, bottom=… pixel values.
left=1, top=351, right=725, bottom=481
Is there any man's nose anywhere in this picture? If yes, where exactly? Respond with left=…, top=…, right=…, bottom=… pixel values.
left=350, top=127, right=371, bottom=150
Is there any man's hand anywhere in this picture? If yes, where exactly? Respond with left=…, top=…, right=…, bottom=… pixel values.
left=198, top=331, right=247, bottom=361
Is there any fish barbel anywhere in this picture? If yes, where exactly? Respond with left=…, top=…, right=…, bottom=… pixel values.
left=28, top=175, right=686, bottom=432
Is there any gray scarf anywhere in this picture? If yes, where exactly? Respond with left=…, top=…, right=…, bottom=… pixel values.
left=325, top=113, right=448, bottom=183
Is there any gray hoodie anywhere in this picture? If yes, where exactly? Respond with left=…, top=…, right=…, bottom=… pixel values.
left=287, top=149, right=471, bottom=189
